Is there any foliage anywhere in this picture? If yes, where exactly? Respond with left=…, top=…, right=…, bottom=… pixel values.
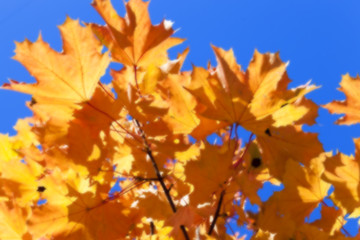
left=0, top=0, right=359, bottom=239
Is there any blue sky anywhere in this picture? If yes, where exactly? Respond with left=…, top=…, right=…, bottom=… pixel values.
left=1, top=0, right=360, bottom=237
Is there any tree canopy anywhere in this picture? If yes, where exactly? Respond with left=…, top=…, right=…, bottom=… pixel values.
left=0, top=0, right=359, bottom=239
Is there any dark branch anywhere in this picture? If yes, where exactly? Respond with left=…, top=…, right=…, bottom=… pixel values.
left=208, top=190, right=226, bottom=236
left=150, top=221, right=155, bottom=235
left=134, top=119, right=190, bottom=240
left=134, top=176, right=162, bottom=182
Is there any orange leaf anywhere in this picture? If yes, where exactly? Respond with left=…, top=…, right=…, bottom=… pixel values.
left=184, top=140, right=237, bottom=205
left=275, top=158, right=331, bottom=224
left=3, top=18, right=110, bottom=104
left=188, top=46, right=318, bottom=131
left=323, top=138, right=360, bottom=216
left=29, top=182, right=140, bottom=240
left=0, top=200, right=30, bottom=240
left=257, top=126, right=323, bottom=178
left=91, top=0, right=184, bottom=67
left=312, top=205, right=346, bottom=235
left=324, top=74, right=360, bottom=125
left=166, top=206, right=204, bottom=236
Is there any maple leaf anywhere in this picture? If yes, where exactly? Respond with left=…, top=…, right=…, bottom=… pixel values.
left=188, top=46, right=318, bottom=130
left=165, top=205, right=204, bottom=237
left=257, top=126, right=323, bottom=178
left=322, top=138, right=360, bottom=217
left=0, top=134, right=19, bottom=164
left=136, top=191, right=173, bottom=222
left=3, top=17, right=110, bottom=104
left=0, top=157, right=44, bottom=206
left=91, top=0, right=184, bottom=67
left=160, top=73, right=200, bottom=134
left=0, top=200, right=30, bottom=240
left=256, top=198, right=297, bottom=239
left=235, top=141, right=279, bottom=205
left=273, top=157, right=331, bottom=224
left=324, top=74, right=360, bottom=125
left=312, top=205, right=347, bottom=235
left=111, top=65, right=170, bottom=127
left=28, top=176, right=140, bottom=240
left=189, top=46, right=323, bottom=178
left=184, top=140, right=237, bottom=205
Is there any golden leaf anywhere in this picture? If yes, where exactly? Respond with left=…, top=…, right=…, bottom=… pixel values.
left=3, top=18, right=110, bottom=104
left=323, top=138, right=360, bottom=217
left=275, top=158, right=331, bottom=224
left=91, top=0, right=184, bottom=67
left=324, top=74, right=360, bottom=125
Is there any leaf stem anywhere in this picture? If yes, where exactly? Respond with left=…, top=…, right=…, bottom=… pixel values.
left=98, top=82, right=116, bottom=100
left=133, top=65, right=142, bottom=97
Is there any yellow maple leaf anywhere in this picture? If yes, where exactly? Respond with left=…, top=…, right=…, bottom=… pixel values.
left=324, top=74, right=360, bottom=125
left=184, top=140, right=237, bottom=205
left=29, top=179, right=140, bottom=240
left=0, top=157, right=44, bottom=206
left=323, top=138, right=360, bottom=217
left=188, top=46, right=318, bottom=130
left=3, top=17, right=110, bottom=104
left=0, top=134, right=19, bottom=164
left=257, top=125, right=323, bottom=178
left=0, top=200, right=30, bottom=240
left=275, top=158, right=331, bottom=224
left=91, top=0, right=184, bottom=67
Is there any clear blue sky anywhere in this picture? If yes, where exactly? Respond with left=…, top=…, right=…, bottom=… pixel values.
left=1, top=0, right=360, bottom=237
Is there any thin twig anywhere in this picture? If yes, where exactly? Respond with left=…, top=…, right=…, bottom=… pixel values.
left=232, top=133, right=254, bottom=169
left=208, top=190, right=226, bottom=235
left=98, top=168, right=162, bottom=182
left=321, top=200, right=351, bottom=237
left=234, top=124, right=239, bottom=140
left=86, top=101, right=141, bottom=142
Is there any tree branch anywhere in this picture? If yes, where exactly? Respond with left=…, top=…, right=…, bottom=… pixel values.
left=150, top=221, right=155, bottom=235
left=134, top=119, right=190, bottom=240
left=208, top=190, right=226, bottom=236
